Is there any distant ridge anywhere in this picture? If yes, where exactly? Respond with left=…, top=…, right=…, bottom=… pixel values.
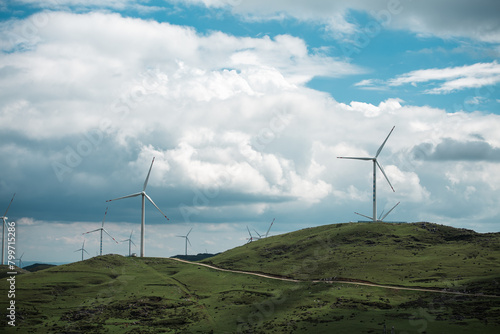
left=23, top=263, right=57, bottom=272
left=171, top=253, right=220, bottom=262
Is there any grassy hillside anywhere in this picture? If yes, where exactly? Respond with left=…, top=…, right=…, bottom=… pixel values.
left=0, top=222, right=499, bottom=333
left=203, top=222, right=500, bottom=294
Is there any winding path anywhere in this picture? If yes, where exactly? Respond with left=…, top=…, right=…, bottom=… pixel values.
left=171, top=258, right=499, bottom=298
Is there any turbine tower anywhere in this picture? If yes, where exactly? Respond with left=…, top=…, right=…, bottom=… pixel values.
left=177, top=228, right=192, bottom=256
left=121, top=230, right=136, bottom=257
left=1, top=193, right=15, bottom=265
left=107, top=157, right=169, bottom=257
left=338, top=126, right=396, bottom=222
left=75, top=240, right=89, bottom=261
left=82, top=207, right=118, bottom=256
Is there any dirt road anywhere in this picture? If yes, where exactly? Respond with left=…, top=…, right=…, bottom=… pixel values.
left=171, top=258, right=499, bottom=298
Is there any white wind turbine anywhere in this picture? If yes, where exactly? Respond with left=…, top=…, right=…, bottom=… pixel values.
left=121, top=230, right=136, bottom=257
left=246, top=226, right=256, bottom=243
left=107, top=157, right=169, bottom=257
left=1, top=193, right=15, bottom=265
left=75, top=240, right=89, bottom=261
left=177, top=228, right=192, bottom=256
left=15, top=252, right=24, bottom=269
left=82, top=207, right=118, bottom=256
left=338, top=126, right=396, bottom=222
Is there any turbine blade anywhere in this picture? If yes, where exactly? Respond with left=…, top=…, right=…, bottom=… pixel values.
left=103, top=229, right=119, bottom=243
left=378, top=209, right=385, bottom=220
left=354, top=212, right=374, bottom=220
left=375, top=126, right=395, bottom=158
left=82, top=229, right=101, bottom=235
left=337, top=156, right=373, bottom=161
left=186, top=227, right=193, bottom=237
left=20, top=252, right=24, bottom=260
left=107, top=192, right=142, bottom=202
left=254, top=229, right=262, bottom=238
left=130, top=230, right=133, bottom=239
left=143, top=157, right=155, bottom=191
left=381, top=202, right=400, bottom=221
left=83, top=249, right=90, bottom=255
left=130, top=240, right=137, bottom=247
left=101, top=207, right=108, bottom=228
left=246, top=226, right=252, bottom=237
left=3, top=193, right=16, bottom=217
left=376, top=161, right=395, bottom=192
left=144, top=193, right=169, bottom=220
left=187, top=237, right=192, bottom=246
left=265, top=218, right=275, bottom=238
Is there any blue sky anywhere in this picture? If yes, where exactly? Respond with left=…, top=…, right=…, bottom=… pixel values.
left=1, top=0, right=500, bottom=264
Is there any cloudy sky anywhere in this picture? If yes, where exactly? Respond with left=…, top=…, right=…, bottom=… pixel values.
left=1, top=0, right=500, bottom=263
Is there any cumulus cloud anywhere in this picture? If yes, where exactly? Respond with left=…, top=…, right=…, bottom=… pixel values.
left=1, top=9, right=500, bottom=265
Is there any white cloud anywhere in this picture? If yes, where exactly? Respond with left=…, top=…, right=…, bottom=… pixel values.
left=355, top=62, right=500, bottom=95
left=9, top=0, right=500, bottom=44
left=388, top=61, right=500, bottom=94
left=166, top=0, right=500, bottom=43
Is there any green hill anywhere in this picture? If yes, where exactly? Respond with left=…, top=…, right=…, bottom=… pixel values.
left=0, top=222, right=499, bottom=333
left=203, top=222, right=500, bottom=294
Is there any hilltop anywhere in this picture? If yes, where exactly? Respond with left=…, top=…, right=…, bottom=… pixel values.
left=0, top=222, right=499, bottom=333
left=203, top=222, right=500, bottom=294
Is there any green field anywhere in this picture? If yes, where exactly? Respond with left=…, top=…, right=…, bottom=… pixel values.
left=1, top=222, right=499, bottom=333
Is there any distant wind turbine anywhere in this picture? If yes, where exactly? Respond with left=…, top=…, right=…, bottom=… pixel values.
left=246, top=226, right=256, bottom=243
left=75, top=240, right=89, bottom=261
left=338, top=126, right=396, bottom=222
left=82, top=207, right=118, bottom=256
left=121, top=230, right=136, bottom=257
left=177, top=228, right=192, bottom=256
left=1, top=193, right=15, bottom=265
left=15, top=252, right=24, bottom=269
left=107, top=157, right=169, bottom=257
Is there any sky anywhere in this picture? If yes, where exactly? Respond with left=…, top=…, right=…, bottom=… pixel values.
left=1, top=0, right=500, bottom=264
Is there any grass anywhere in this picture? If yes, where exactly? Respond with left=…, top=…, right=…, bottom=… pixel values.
left=0, top=222, right=499, bottom=333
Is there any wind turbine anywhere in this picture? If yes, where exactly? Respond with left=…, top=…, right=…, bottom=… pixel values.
left=75, top=240, right=89, bottom=261
left=82, top=207, right=118, bottom=256
left=177, top=228, right=192, bottom=256
left=246, top=226, right=256, bottom=243
left=1, top=193, right=15, bottom=265
left=265, top=218, right=275, bottom=238
left=15, top=252, right=24, bottom=269
left=338, top=126, right=396, bottom=222
left=107, top=157, right=169, bottom=257
left=121, top=230, right=136, bottom=257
